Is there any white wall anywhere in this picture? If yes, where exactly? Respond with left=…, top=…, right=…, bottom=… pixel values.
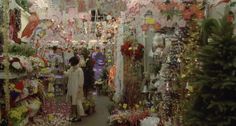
left=209, top=0, right=236, bottom=19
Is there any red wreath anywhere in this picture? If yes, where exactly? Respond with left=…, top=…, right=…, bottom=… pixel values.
left=121, top=41, right=144, bottom=61
left=121, top=41, right=133, bottom=57
left=134, top=44, right=144, bottom=61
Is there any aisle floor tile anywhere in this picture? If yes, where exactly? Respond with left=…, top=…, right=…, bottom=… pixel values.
left=70, top=96, right=111, bottom=126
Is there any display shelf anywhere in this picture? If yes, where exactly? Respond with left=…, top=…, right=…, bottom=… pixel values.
left=15, top=93, right=38, bottom=104
left=54, top=74, right=66, bottom=96
left=0, top=71, right=27, bottom=79
left=10, top=96, right=41, bottom=123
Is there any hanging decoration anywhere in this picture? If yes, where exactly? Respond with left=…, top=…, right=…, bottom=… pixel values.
left=88, top=0, right=97, bottom=10
left=129, top=0, right=204, bottom=33
left=99, top=0, right=127, bottom=16
left=21, top=12, right=40, bottom=38
left=121, top=40, right=144, bottom=61
left=182, top=4, right=204, bottom=20
left=9, top=8, right=21, bottom=43
left=156, top=1, right=184, bottom=19
left=77, top=0, right=87, bottom=12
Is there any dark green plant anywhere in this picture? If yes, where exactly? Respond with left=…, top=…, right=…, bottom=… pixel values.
left=15, top=0, right=29, bottom=12
left=200, top=18, right=218, bottom=45
left=8, top=43, right=36, bottom=57
left=184, top=12, right=236, bottom=126
left=100, top=68, right=108, bottom=81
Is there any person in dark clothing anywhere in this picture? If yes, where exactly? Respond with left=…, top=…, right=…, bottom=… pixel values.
left=80, top=48, right=95, bottom=98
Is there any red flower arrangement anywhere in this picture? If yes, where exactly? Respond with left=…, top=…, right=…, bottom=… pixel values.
left=121, top=40, right=144, bottom=61
left=182, top=5, right=204, bottom=20
left=128, top=110, right=150, bottom=126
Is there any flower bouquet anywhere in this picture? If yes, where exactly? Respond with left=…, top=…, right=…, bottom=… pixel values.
left=19, top=56, right=33, bottom=72
left=128, top=110, right=150, bottom=126
left=109, top=112, right=130, bottom=126
left=121, top=41, right=133, bottom=57
left=29, top=56, right=47, bottom=69
left=27, top=98, right=42, bottom=117
left=140, top=117, right=160, bottom=126
left=9, top=56, right=26, bottom=74
left=8, top=105, right=29, bottom=126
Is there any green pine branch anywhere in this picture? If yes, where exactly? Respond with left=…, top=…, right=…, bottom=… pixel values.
left=184, top=10, right=236, bottom=126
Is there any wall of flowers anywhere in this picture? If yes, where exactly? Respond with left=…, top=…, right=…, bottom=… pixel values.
left=0, top=0, right=235, bottom=126
left=0, top=1, right=49, bottom=125
left=107, top=0, right=209, bottom=126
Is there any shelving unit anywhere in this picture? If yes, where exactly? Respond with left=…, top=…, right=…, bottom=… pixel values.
left=0, top=68, right=43, bottom=125
left=0, top=0, right=42, bottom=125
left=0, top=71, right=27, bottom=80
left=54, top=75, right=66, bottom=96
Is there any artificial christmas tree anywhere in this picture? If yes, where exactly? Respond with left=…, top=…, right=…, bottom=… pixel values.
left=184, top=11, right=236, bottom=126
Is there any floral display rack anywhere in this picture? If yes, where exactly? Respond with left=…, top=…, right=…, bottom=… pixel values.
left=0, top=1, right=45, bottom=125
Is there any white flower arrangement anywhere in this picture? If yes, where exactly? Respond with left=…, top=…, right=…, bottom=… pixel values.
left=29, top=56, right=45, bottom=68
left=12, top=62, right=22, bottom=70
left=19, top=56, right=33, bottom=72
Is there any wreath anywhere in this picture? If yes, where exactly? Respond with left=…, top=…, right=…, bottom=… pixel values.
left=121, top=40, right=144, bottom=61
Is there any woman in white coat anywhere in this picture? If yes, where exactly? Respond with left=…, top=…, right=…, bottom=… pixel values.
left=64, top=56, right=86, bottom=122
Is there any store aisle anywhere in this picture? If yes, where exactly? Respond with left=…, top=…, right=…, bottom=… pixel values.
left=71, top=96, right=111, bottom=126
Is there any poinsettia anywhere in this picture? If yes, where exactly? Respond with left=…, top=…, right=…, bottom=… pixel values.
left=134, top=44, right=144, bottom=61
left=121, top=40, right=144, bottom=61
left=121, top=41, right=133, bottom=57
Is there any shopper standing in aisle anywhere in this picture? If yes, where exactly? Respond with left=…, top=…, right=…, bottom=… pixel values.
left=64, top=56, right=86, bottom=122
left=92, top=46, right=106, bottom=81
left=80, top=48, right=95, bottom=98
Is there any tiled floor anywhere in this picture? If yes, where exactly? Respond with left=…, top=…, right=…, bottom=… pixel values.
left=70, top=96, right=111, bottom=126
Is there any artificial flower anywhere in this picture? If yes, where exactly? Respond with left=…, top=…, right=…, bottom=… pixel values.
left=135, top=104, right=140, bottom=109
left=48, top=114, right=54, bottom=121
left=195, top=10, right=204, bottom=19
left=123, top=104, right=128, bottom=110
left=141, top=24, right=149, bottom=32
left=227, top=14, right=234, bottom=22
left=12, top=62, right=22, bottom=70
left=9, top=105, right=29, bottom=121
left=150, top=107, right=156, bottom=113
left=182, top=8, right=193, bottom=20
left=121, top=40, right=144, bottom=61
left=153, top=22, right=161, bottom=31
left=19, top=56, right=33, bottom=72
